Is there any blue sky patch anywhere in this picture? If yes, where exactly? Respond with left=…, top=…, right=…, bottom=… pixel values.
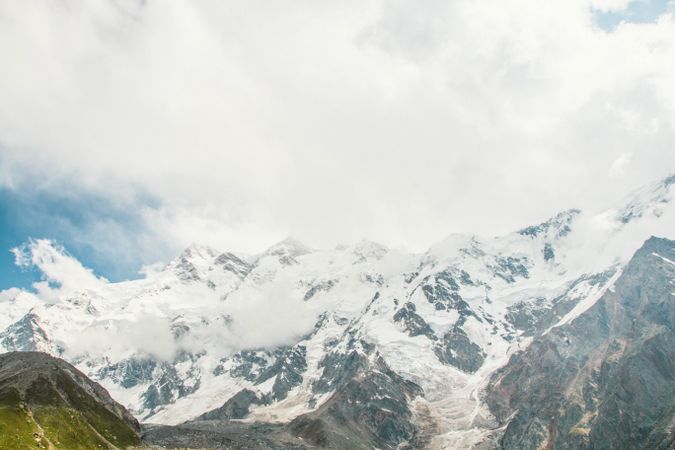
left=0, top=186, right=161, bottom=290
left=594, top=0, right=672, bottom=31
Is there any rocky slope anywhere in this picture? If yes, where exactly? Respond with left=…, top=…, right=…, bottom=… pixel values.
left=0, top=174, right=673, bottom=449
left=0, top=351, right=141, bottom=449
left=485, top=236, right=675, bottom=450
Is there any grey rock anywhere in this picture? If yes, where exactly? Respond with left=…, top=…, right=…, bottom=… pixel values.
left=393, top=302, right=436, bottom=339
left=543, top=242, right=555, bottom=261
left=486, top=236, right=675, bottom=450
left=197, top=388, right=265, bottom=421
left=258, top=345, right=308, bottom=401
left=214, top=251, right=253, bottom=278
left=434, top=325, right=486, bottom=373
left=304, top=279, right=337, bottom=301
left=505, top=268, right=617, bottom=336
left=419, top=270, right=467, bottom=311
left=295, top=342, right=424, bottom=449
left=223, top=344, right=308, bottom=402
left=518, top=209, right=580, bottom=238
left=96, top=352, right=202, bottom=416
left=488, top=255, right=530, bottom=283
left=97, top=357, right=157, bottom=389
left=142, top=421, right=310, bottom=449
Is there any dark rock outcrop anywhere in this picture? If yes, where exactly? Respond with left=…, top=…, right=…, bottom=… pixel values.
left=197, top=389, right=265, bottom=421
left=221, top=344, right=308, bottom=403
left=434, top=326, right=486, bottom=373
left=393, top=302, right=436, bottom=339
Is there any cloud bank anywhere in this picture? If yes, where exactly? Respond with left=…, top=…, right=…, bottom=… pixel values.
left=0, top=0, right=673, bottom=264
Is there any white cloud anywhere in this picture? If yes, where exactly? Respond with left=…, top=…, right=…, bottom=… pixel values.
left=225, top=274, right=319, bottom=350
left=67, top=315, right=178, bottom=361
left=610, top=151, right=634, bottom=177
left=0, top=0, right=673, bottom=257
left=590, top=0, right=633, bottom=12
left=11, top=239, right=106, bottom=301
left=0, top=287, right=22, bottom=303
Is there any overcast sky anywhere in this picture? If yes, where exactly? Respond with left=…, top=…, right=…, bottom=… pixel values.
left=0, top=0, right=674, bottom=283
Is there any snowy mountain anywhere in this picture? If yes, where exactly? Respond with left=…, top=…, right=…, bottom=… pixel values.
left=0, top=174, right=673, bottom=449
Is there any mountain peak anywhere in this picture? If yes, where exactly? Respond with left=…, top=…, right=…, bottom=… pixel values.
left=517, top=208, right=581, bottom=239
left=177, top=243, right=220, bottom=260
left=266, top=237, right=312, bottom=255
left=614, top=172, right=674, bottom=225
left=634, top=235, right=675, bottom=260
left=163, top=244, right=221, bottom=282
left=351, top=239, right=389, bottom=262
left=264, top=237, right=313, bottom=266
left=0, top=312, right=56, bottom=354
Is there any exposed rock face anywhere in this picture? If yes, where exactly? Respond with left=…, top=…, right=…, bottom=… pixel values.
left=304, top=279, right=337, bottom=301
left=434, top=326, right=486, bottom=373
left=96, top=351, right=202, bottom=418
left=97, top=356, right=158, bottom=389
left=291, top=357, right=424, bottom=449
left=264, top=345, right=308, bottom=400
left=504, top=268, right=618, bottom=336
left=485, top=237, right=675, bottom=450
left=0, top=351, right=140, bottom=449
left=393, top=302, right=436, bottom=339
left=215, top=343, right=308, bottom=405
left=419, top=270, right=466, bottom=311
left=214, top=251, right=253, bottom=279
left=489, top=255, right=530, bottom=283
left=289, top=340, right=424, bottom=449
left=197, top=389, right=263, bottom=421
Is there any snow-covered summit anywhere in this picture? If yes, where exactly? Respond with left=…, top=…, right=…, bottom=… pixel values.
left=517, top=208, right=580, bottom=239
left=262, top=237, right=313, bottom=266
left=613, top=173, right=674, bottom=224
left=350, top=239, right=389, bottom=263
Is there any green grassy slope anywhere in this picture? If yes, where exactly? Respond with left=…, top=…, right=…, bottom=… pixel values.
left=0, top=353, right=141, bottom=450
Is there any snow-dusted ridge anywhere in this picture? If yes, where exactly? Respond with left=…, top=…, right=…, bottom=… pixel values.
left=0, top=174, right=673, bottom=448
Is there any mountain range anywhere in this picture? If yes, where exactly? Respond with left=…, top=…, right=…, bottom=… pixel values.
left=0, top=174, right=673, bottom=449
